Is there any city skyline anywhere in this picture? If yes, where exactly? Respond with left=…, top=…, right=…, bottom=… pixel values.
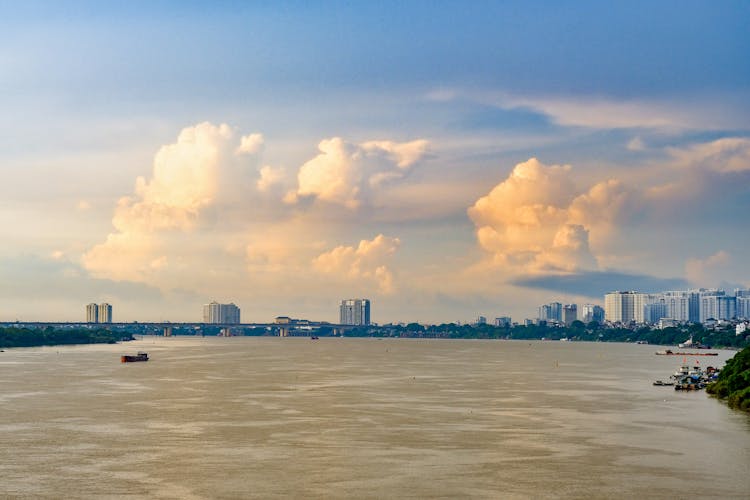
left=1, top=2, right=748, bottom=323
left=69, top=284, right=750, bottom=327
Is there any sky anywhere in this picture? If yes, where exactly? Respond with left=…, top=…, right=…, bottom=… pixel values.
left=1, top=1, right=749, bottom=323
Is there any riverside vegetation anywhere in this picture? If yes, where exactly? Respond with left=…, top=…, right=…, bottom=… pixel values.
left=0, top=326, right=128, bottom=348
left=2, top=321, right=748, bottom=351
left=342, top=321, right=750, bottom=349
left=707, top=345, right=750, bottom=411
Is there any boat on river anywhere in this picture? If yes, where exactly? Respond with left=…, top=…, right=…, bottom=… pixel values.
left=667, top=361, right=713, bottom=390
left=121, top=352, right=148, bottom=363
left=678, top=335, right=711, bottom=349
left=655, top=349, right=717, bottom=356
left=653, top=380, right=674, bottom=386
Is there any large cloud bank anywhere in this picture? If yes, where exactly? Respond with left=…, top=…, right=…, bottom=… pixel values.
left=467, top=158, right=631, bottom=274
left=83, top=122, right=428, bottom=300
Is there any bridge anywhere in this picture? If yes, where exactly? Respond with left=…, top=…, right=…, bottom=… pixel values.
left=0, top=320, right=362, bottom=337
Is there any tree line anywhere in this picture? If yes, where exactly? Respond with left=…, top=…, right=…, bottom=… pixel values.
left=0, top=326, right=126, bottom=348
left=342, top=321, right=750, bottom=348
left=707, top=345, right=750, bottom=411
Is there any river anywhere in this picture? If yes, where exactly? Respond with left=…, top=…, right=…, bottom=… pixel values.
left=1, top=337, right=748, bottom=499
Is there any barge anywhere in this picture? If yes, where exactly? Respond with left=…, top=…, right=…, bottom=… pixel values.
left=655, top=349, right=717, bottom=356
left=121, top=352, right=149, bottom=363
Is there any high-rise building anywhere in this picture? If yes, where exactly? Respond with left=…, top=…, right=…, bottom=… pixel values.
left=737, top=297, right=750, bottom=320
left=580, top=304, right=604, bottom=323
left=476, top=316, right=487, bottom=325
left=202, top=301, right=241, bottom=324
left=604, top=291, right=660, bottom=324
left=633, top=294, right=660, bottom=323
left=605, top=291, right=637, bottom=323
left=687, top=290, right=701, bottom=323
left=538, top=302, right=562, bottom=322
left=644, top=302, right=668, bottom=324
left=86, top=303, right=99, bottom=323
left=494, top=316, right=512, bottom=327
left=339, top=299, right=371, bottom=325
left=697, top=290, right=730, bottom=323
left=563, top=304, right=577, bottom=326
left=85, top=302, right=112, bottom=323
left=717, top=296, right=736, bottom=320
left=98, top=303, right=112, bottom=323
left=661, top=292, right=690, bottom=322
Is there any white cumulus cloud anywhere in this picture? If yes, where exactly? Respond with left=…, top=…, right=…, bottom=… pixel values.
left=293, top=137, right=429, bottom=209
left=236, top=133, right=264, bottom=155
left=313, top=234, right=400, bottom=294
left=83, top=122, right=262, bottom=283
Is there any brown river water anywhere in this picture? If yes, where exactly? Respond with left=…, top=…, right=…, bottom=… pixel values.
left=1, top=337, right=749, bottom=499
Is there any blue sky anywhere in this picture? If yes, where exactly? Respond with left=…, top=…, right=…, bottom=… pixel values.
left=1, top=1, right=748, bottom=322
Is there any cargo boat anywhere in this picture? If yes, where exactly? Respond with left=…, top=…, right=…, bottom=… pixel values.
left=121, top=352, right=148, bottom=363
left=655, top=349, right=718, bottom=356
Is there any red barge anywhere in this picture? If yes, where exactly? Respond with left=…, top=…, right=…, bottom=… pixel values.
left=121, top=352, right=149, bottom=363
left=655, top=349, right=717, bottom=356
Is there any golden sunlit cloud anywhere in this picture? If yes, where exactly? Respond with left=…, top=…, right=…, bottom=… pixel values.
left=83, top=122, right=418, bottom=298
left=468, top=158, right=631, bottom=275
left=291, top=137, right=429, bottom=209
left=83, top=122, right=262, bottom=283
left=314, top=234, right=400, bottom=294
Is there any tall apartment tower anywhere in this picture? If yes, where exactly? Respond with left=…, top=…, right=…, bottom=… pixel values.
left=98, top=303, right=113, bottom=323
left=737, top=297, right=750, bottom=320
left=661, top=292, right=690, bottom=322
left=202, top=301, right=241, bottom=324
left=605, top=291, right=637, bottom=323
left=563, top=304, right=577, bottom=326
left=339, top=299, right=371, bottom=326
left=605, top=291, right=659, bottom=324
left=538, top=302, right=563, bottom=322
left=86, top=303, right=99, bottom=323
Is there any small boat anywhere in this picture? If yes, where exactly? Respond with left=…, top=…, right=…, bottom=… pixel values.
left=310, top=336, right=319, bottom=340
left=678, top=335, right=711, bottom=349
left=653, top=380, right=674, bottom=386
left=121, top=352, right=149, bottom=363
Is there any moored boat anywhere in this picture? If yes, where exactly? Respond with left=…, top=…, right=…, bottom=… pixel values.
left=653, top=380, right=674, bottom=386
left=678, top=335, right=711, bottom=349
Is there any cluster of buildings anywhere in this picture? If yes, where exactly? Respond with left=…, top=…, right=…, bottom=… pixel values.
left=475, top=316, right=512, bottom=327
left=85, top=303, right=112, bottom=324
left=534, top=302, right=604, bottom=326
left=82, top=299, right=370, bottom=326
left=527, top=288, right=750, bottom=330
left=604, top=289, right=750, bottom=326
left=202, top=301, right=241, bottom=324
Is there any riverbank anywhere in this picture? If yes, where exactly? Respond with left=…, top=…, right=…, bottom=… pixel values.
left=707, top=345, right=750, bottom=411
left=0, top=326, right=130, bottom=349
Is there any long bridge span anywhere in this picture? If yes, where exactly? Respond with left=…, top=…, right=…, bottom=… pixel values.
left=0, top=320, right=360, bottom=337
